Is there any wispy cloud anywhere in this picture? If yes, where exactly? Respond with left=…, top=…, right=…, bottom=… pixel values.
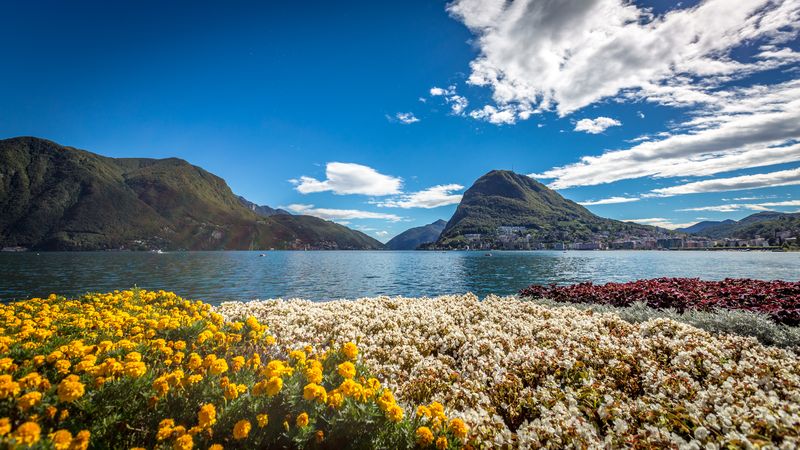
left=623, top=218, right=698, bottom=230
left=429, top=85, right=469, bottom=115
left=291, top=162, right=402, bottom=196
left=374, top=184, right=464, bottom=209
left=574, top=117, right=621, bottom=134
left=652, top=167, right=800, bottom=196
left=578, top=196, right=640, bottom=206
left=284, top=204, right=403, bottom=222
left=394, top=112, right=420, bottom=124
left=678, top=200, right=800, bottom=212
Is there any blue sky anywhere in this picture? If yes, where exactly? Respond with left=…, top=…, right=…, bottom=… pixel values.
left=2, top=0, right=799, bottom=242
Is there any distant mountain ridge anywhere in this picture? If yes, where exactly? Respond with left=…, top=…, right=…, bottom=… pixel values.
left=0, top=137, right=383, bottom=250
left=435, top=170, right=661, bottom=248
left=385, top=219, right=446, bottom=250
left=237, top=196, right=291, bottom=217
left=678, top=211, right=800, bottom=241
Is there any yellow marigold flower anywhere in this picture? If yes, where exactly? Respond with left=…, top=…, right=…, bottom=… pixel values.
left=449, top=418, right=468, bottom=440
left=13, top=421, right=41, bottom=445
left=17, top=391, right=42, bottom=411
left=0, top=374, right=20, bottom=399
left=337, top=361, right=356, bottom=379
left=0, top=417, right=10, bottom=436
left=296, top=412, right=309, bottom=428
left=387, top=404, right=404, bottom=422
left=289, top=349, right=306, bottom=363
left=57, top=375, right=85, bottom=402
left=54, top=359, right=71, bottom=374
left=198, top=403, right=216, bottom=428
left=303, top=383, right=328, bottom=403
left=186, top=353, right=203, bottom=372
left=327, top=391, right=344, bottom=409
left=123, top=361, right=147, bottom=378
left=223, top=383, right=239, bottom=400
left=185, top=374, right=203, bottom=386
left=209, top=358, right=228, bottom=376
left=71, top=429, right=91, bottom=450
left=59, top=409, right=69, bottom=421
left=232, top=420, right=251, bottom=440
left=245, top=316, right=261, bottom=331
left=429, top=401, right=444, bottom=416
left=342, top=342, right=358, bottom=360
left=315, top=430, right=325, bottom=443
left=124, top=352, right=142, bottom=362
left=377, top=389, right=395, bottom=411
left=416, top=427, right=434, bottom=447
left=263, top=360, right=293, bottom=378
left=50, top=429, right=72, bottom=450
left=417, top=405, right=431, bottom=419
left=153, top=377, right=170, bottom=397
left=366, top=377, right=380, bottom=391
left=0, top=357, right=14, bottom=372
left=209, top=445, right=223, bottom=450
left=157, top=419, right=175, bottom=441
left=231, top=356, right=245, bottom=372
left=173, top=433, right=193, bottom=450
left=263, top=376, right=282, bottom=396
left=436, top=436, right=448, bottom=450
left=256, top=414, right=268, bottom=428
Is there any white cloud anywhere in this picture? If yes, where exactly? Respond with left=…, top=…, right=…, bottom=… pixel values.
left=375, top=231, right=390, bottom=237
left=395, top=112, right=420, bottom=124
left=284, top=204, right=403, bottom=222
left=652, top=167, right=800, bottom=196
left=574, top=117, right=622, bottom=134
left=578, top=196, right=640, bottom=206
left=678, top=200, right=800, bottom=212
left=374, top=184, right=464, bottom=209
left=291, top=162, right=402, bottom=196
left=429, top=86, right=470, bottom=116
left=533, top=80, right=800, bottom=189
left=429, top=86, right=454, bottom=96
left=446, top=0, right=800, bottom=118
left=623, top=218, right=698, bottom=230
left=469, top=105, right=517, bottom=125
left=637, top=111, right=645, bottom=119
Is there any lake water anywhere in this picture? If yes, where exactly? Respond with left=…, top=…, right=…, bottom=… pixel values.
left=1, top=250, right=798, bottom=305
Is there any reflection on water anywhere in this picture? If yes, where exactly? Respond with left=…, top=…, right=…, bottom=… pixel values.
left=1, top=250, right=798, bottom=305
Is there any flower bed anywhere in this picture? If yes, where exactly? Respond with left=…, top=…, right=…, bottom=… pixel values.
left=219, top=294, right=800, bottom=448
left=0, top=291, right=467, bottom=449
left=519, top=278, right=800, bottom=325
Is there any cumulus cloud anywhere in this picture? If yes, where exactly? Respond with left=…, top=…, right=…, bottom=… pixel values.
left=284, top=204, right=403, bottom=222
left=623, top=218, right=699, bottom=230
left=446, top=0, right=800, bottom=118
left=652, top=167, right=800, bottom=196
left=429, top=86, right=470, bottom=115
left=394, top=112, right=420, bottom=124
left=578, top=196, right=640, bottom=206
left=291, top=162, right=402, bottom=196
left=574, top=117, right=622, bottom=134
left=374, top=184, right=464, bottom=209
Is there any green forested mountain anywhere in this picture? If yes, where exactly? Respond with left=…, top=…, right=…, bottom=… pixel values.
left=386, top=219, right=447, bottom=250
left=680, top=211, right=800, bottom=241
left=436, top=170, right=659, bottom=247
left=0, top=137, right=383, bottom=250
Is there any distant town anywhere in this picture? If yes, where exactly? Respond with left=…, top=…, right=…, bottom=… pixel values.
left=453, top=226, right=798, bottom=251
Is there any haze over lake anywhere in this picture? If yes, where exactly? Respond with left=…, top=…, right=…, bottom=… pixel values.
left=2, top=251, right=798, bottom=304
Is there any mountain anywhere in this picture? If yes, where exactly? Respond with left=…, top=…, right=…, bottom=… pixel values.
left=680, top=211, right=800, bottom=241
left=435, top=170, right=662, bottom=248
left=677, top=219, right=736, bottom=234
left=237, top=196, right=291, bottom=217
left=385, top=219, right=447, bottom=250
left=0, top=137, right=383, bottom=250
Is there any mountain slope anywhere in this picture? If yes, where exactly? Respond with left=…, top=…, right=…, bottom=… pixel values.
left=0, top=137, right=383, bottom=250
left=681, top=212, right=800, bottom=240
left=436, top=170, right=660, bottom=247
left=238, top=196, right=291, bottom=217
left=677, top=219, right=736, bottom=235
left=386, top=219, right=447, bottom=250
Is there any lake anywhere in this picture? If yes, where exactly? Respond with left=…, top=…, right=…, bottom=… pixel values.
left=1, top=250, right=798, bottom=305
